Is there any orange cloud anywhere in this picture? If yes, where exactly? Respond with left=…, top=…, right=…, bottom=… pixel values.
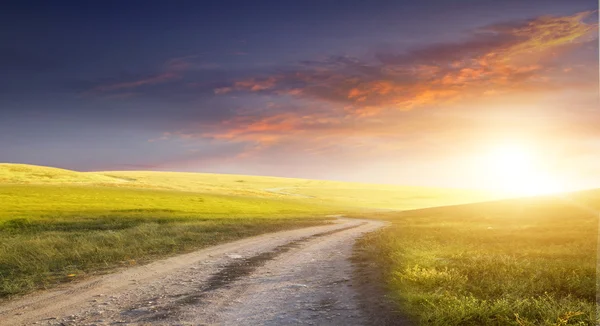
left=192, top=11, right=598, bottom=158
left=233, top=77, right=279, bottom=91
left=218, top=10, right=595, bottom=115
left=507, top=10, right=597, bottom=54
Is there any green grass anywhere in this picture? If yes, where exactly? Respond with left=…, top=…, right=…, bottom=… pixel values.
left=0, top=163, right=487, bottom=300
left=353, top=191, right=599, bottom=325
left=0, top=184, right=336, bottom=299
left=98, top=171, right=493, bottom=210
left=0, top=163, right=494, bottom=209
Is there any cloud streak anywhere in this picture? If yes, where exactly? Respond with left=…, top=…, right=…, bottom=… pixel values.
left=199, top=11, right=597, bottom=149
left=215, top=12, right=595, bottom=115
left=91, top=72, right=180, bottom=92
left=87, top=55, right=219, bottom=94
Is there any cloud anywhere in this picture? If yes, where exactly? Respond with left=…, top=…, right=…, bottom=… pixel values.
left=88, top=55, right=218, bottom=94
left=233, top=77, right=280, bottom=91
left=216, top=11, right=596, bottom=113
left=166, top=11, right=598, bottom=162
left=165, top=55, right=199, bottom=71
left=103, top=92, right=139, bottom=99
left=214, top=87, right=233, bottom=95
left=91, top=72, right=180, bottom=92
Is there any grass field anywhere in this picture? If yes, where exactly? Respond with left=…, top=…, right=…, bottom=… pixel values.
left=0, top=184, right=336, bottom=299
left=1, top=163, right=492, bottom=210
left=353, top=191, right=599, bottom=325
left=0, top=163, right=487, bottom=300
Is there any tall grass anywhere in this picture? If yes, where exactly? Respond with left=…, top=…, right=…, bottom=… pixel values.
left=354, top=193, right=599, bottom=325
left=0, top=185, right=334, bottom=298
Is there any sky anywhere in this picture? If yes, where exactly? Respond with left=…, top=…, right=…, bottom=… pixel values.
left=1, top=0, right=598, bottom=192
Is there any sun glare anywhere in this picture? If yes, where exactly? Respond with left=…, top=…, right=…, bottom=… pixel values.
left=482, top=143, right=564, bottom=196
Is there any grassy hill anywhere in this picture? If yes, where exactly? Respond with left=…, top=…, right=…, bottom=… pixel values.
left=0, top=163, right=123, bottom=184
left=352, top=189, right=599, bottom=325
left=0, top=163, right=489, bottom=299
left=0, top=164, right=493, bottom=210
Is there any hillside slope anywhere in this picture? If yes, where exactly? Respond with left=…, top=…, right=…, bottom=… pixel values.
left=0, top=164, right=123, bottom=184
left=0, top=164, right=493, bottom=210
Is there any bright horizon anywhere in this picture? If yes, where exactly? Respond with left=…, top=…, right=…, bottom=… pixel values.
left=1, top=1, right=598, bottom=196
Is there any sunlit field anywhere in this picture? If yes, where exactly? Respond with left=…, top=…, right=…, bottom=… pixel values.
left=0, top=184, right=335, bottom=299
left=0, top=163, right=488, bottom=299
left=1, top=163, right=492, bottom=208
left=353, top=190, right=598, bottom=325
left=72, top=171, right=493, bottom=210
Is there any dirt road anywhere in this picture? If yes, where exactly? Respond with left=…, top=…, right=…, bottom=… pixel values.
left=0, top=218, right=386, bottom=325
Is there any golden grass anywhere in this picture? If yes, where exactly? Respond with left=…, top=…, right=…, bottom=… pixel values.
left=352, top=190, right=599, bottom=325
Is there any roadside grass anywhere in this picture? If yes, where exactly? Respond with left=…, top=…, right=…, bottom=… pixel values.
left=0, top=184, right=336, bottom=299
left=353, top=191, right=599, bottom=325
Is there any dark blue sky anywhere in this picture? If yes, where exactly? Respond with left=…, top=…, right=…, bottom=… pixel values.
left=1, top=0, right=598, bottom=190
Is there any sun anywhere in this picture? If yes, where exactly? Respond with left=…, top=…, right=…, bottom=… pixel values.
left=482, top=143, right=564, bottom=196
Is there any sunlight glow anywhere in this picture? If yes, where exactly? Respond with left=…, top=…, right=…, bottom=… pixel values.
left=481, top=143, right=564, bottom=196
